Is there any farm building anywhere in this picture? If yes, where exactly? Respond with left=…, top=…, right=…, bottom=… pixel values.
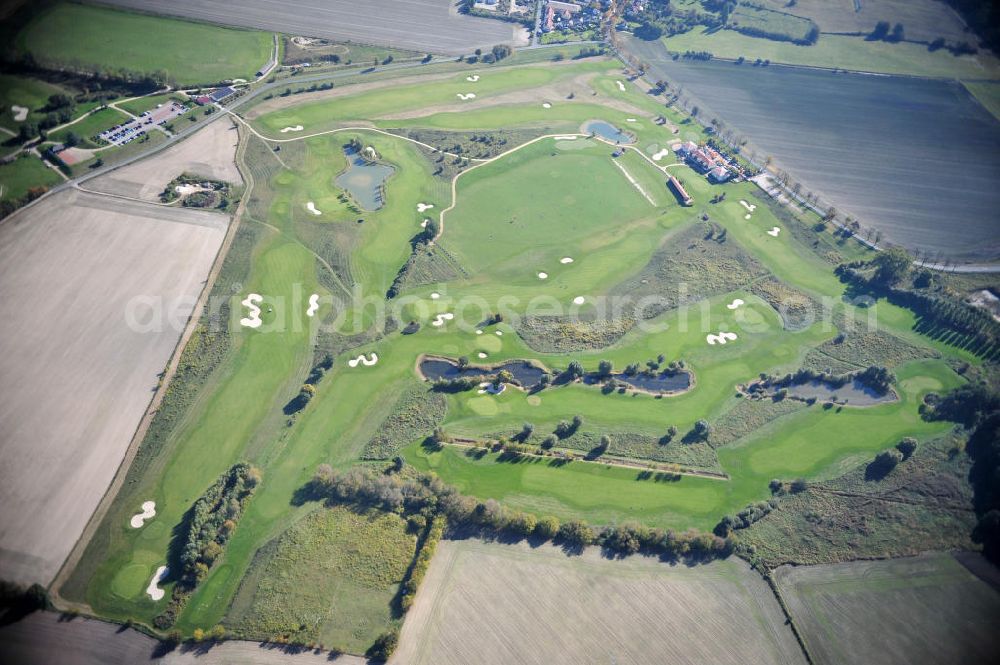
left=667, top=175, right=693, bottom=206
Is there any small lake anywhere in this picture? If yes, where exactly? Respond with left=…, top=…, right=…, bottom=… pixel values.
left=335, top=147, right=394, bottom=211
left=581, top=120, right=635, bottom=145
left=785, top=379, right=895, bottom=406
left=583, top=370, right=691, bottom=393
left=420, top=357, right=547, bottom=387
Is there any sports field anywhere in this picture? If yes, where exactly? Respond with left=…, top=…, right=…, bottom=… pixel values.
left=53, top=52, right=988, bottom=659
left=16, top=3, right=272, bottom=86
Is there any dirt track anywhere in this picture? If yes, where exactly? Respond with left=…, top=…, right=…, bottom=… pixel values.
left=0, top=189, right=226, bottom=586
left=0, top=611, right=365, bottom=664
left=96, top=0, right=517, bottom=54
left=392, top=538, right=806, bottom=665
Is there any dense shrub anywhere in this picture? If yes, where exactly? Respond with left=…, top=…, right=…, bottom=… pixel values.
left=154, top=463, right=259, bottom=628
left=303, top=465, right=733, bottom=561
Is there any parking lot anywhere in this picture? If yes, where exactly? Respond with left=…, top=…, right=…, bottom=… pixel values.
left=98, top=100, right=189, bottom=146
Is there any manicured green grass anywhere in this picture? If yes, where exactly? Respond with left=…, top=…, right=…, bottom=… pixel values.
left=17, top=3, right=272, bottom=86
left=662, top=29, right=1000, bottom=79
left=48, top=107, right=131, bottom=148
left=0, top=74, right=72, bottom=133
left=0, top=153, right=61, bottom=202
left=254, top=60, right=616, bottom=137
left=64, top=56, right=985, bottom=647
left=963, top=81, right=1000, bottom=122
left=116, top=93, right=189, bottom=117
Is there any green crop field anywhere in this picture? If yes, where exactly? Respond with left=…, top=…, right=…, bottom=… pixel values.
left=0, top=153, right=62, bottom=201
left=60, top=54, right=990, bottom=657
left=16, top=3, right=272, bottom=86
left=48, top=106, right=131, bottom=148
left=661, top=29, right=1000, bottom=79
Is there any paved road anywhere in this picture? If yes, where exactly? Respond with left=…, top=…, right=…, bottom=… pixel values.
left=0, top=611, right=365, bottom=665
left=98, top=0, right=516, bottom=54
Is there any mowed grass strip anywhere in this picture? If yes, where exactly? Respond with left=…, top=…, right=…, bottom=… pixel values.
left=0, top=153, right=62, bottom=201
left=16, top=3, right=272, bottom=86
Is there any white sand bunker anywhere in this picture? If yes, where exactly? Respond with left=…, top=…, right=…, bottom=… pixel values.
left=232, top=78, right=247, bottom=84
left=538, top=272, right=548, bottom=279
left=478, top=352, right=488, bottom=359
left=740, top=200, right=757, bottom=212
left=706, top=331, right=738, bottom=345
left=11, top=105, right=28, bottom=122
left=726, top=298, right=745, bottom=310
left=432, top=312, right=455, bottom=327
left=476, top=329, right=483, bottom=335
left=573, top=296, right=586, bottom=305
left=417, top=203, right=434, bottom=212
left=306, top=201, right=322, bottom=215
left=420, top=218, right=429, bottom=228
left=478, top=381, right=507, bottom=395
left=456, top=93, right=477, bottom=101
left=174, top=184, right=206, bottom=196
left=542, top=103, right=552, bottom=109
left=129, top=501, right=156, bottom=529
left=744, top=214, right=752, bottom=220
left=146, top=566, right=168, bottom=601
left=307, top=293, right=320, bottom=317
left=240, top=293, right=263, bottom=328
left=652, top=148, right=670, bottom=161
left=495, top=330, right=503, bottom=336
left=280, top=125, right=304, bottom=133
left=348, top=352, right=378, bottom=367
left=560, top=257, right=574, bottom=264
left=767, top=227, right=781, bottom=237
left=626, top=118, right=637, bottom=123
left=466, top=75, right=480, bottom=82
left=430, top=292, right=441, bottom=300
left=616, top=80, right=626, bottom=91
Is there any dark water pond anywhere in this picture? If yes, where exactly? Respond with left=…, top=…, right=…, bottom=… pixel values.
left=335, top=147, right=394, bottom=211
left=583, top=370, right=691, bottom=393
left=582, top=120, right=635, bottom=144
left=420, top=357, right=547, bottom=386
left=623, top=35, right=1000, bottom=262
left=785, top=379, right=895, bottom=406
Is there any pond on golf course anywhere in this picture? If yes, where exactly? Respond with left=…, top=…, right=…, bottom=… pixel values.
left=581, top=120, right=635, bottom=145
left=420, top=357, right=548, bottom=387
left=784, top=378, right=896, bottom=406
left=336, top=147, right=394, bottom=210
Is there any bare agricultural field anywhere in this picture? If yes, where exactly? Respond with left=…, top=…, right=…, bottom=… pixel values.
left=756, top=0, right=971, bottom=44
left=97, top=0, right=519, bottom=55
left=0, top=611, right=365, bottom=665
left=775, top=553, right=1000, bottom=665
left=0, top=189, right=226, bottom=586
left=392, top=539, right=806, bottom=665
left=87, top=119, right=243, bottom=201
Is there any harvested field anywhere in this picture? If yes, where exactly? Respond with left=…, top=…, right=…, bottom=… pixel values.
left=624, top=36, right=1000, bottom=262
left=392, top=538, right=806, bottom=665
left=97, top=0, right=519, bottom=55
left=87, top=119, right=243, bottom=201
left=0, top=189, right=226, bottom=585
left=0, top=610, right=365, bottom=665
left=775, top=552, right=1000, bottom=665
